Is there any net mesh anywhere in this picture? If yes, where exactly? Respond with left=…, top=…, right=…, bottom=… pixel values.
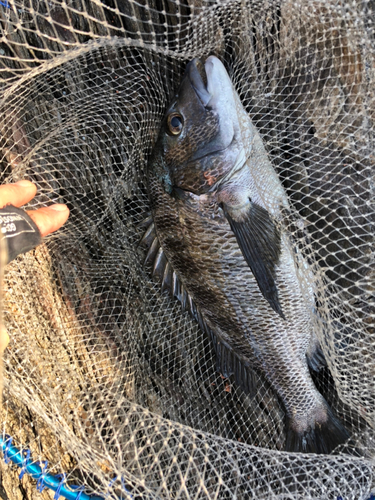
left=0, top=0, right=374, bottom=498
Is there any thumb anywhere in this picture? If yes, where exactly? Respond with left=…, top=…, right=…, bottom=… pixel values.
left=27, top=204, right=70, bottom=237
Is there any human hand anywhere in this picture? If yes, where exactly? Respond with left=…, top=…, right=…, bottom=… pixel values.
left=0, top=180, right=69, bottom=237
left=0, top=180, right=69, bottom=352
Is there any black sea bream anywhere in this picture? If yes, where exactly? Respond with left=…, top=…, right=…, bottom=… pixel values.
left=142, top=56, right=349, bottom=454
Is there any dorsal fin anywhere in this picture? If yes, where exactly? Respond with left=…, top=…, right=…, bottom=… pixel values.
left=139, top=217, right=189, bottom=309
left=161, top=261, right=173, bottom=293
left=139, top=215, right=257, bottom=396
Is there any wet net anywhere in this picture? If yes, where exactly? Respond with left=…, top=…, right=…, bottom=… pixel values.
left=0, top=0, right=374, bottom=498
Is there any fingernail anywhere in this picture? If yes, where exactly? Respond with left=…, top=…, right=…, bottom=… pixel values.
left=49, top=204, right=68, bottom=212
left=15, top=180, right=34, bottom=187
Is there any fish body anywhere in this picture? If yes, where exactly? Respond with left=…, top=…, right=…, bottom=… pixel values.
left=144, top=56, right=349, bottom=453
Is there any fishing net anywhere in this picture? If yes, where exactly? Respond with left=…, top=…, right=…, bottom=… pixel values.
left=0, top=0, right=374, bottom=498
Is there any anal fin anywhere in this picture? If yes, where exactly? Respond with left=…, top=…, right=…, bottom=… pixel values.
left=306, top=336, right=327, bottom=372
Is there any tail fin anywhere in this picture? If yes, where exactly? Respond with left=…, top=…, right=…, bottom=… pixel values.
left=285, top=407, right=350, bottom=454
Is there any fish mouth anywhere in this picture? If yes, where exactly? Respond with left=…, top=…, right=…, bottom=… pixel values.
left=186, top=58, right=211, bottom=107
left=180, top=56, right=237, bottom=167
left=186, top=57, right=234, bottom=110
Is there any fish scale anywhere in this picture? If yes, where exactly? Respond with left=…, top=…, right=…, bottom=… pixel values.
left=144, top=55, right=350, bottom=454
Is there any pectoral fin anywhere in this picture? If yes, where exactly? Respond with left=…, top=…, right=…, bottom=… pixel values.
left=223, top=201, right=285, bottom=319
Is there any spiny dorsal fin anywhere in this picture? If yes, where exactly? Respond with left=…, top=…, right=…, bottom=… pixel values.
left=139, top=219, right=156, bottom=247
left=139, top=215, right=257, bottom=397
left=153, top=246, right=167, bottom=278
left=139, top=218, right=190, bottom=311
left=161, top=261, right=173, bottom=293
left=145, top=237, right=160, bottom=267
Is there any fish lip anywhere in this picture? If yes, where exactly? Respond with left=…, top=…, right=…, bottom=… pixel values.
left=186, top=58, right=211, bottom=107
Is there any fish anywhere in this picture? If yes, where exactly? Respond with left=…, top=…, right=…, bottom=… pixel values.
left=142, top=55, right=350, bottom=454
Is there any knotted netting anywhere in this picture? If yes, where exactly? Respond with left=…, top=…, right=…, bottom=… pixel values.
left=0, top=0, right=374, bottom=498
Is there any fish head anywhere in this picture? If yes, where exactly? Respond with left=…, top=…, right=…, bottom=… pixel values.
left=152, top=56, right=247, bottom=195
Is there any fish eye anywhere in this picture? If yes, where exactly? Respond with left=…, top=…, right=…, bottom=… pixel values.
left=167, top=113, right=184, bottom=136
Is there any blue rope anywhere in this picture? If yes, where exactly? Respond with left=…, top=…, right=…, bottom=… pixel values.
left=106, top=475, right=132, bottom=499
left=120, top=477, right=133, bottom=498
left=36, top=461, right=48, bottom=493
left=0, top=435, right=103, bottom=500
left=3, top=435, right=12, bottom=464
left=5, top=433, right=372, bottom=500
left=71, top=485, right=85, bottom=500
left=54, top=474, right=67, bottom=500
left=19, top=449, right=31, bottom=480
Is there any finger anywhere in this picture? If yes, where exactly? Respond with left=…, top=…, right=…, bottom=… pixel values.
left=27, top=204, right=70, bottom=237
left=0, top=326, right=9, bottom=352
left=0, top=180, right=37, bottom=209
